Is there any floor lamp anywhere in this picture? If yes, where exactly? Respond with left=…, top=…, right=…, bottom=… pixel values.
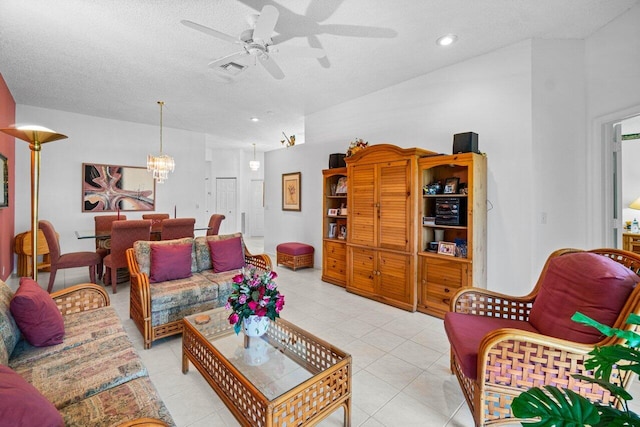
left=0, top=125, right=67, bottom=281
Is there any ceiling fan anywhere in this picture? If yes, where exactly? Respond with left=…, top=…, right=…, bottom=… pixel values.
left=182, top=5, right=325, bottom=80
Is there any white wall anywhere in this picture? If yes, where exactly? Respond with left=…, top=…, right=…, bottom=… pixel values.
left=14, top=105, right=209, bottom=255
left=585, top=4, right=640, bottom=246
left=266, top=40, right=537, bottom=294
left=264, top=18, right=639, bottom=296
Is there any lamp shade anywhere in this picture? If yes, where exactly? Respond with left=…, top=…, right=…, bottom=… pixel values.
left=630, top=197, right=640, bottom=210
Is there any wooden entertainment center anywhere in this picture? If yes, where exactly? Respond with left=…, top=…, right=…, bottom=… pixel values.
left=321, top=144, right=487, bottom=318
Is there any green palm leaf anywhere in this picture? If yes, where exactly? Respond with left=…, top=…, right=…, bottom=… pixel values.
left=512, top=386, right=600, bottom=426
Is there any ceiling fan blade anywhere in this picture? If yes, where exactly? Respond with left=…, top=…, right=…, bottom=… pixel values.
left=258, top=55, right=284, bottom=80
left=269, top=45, right=325, bottom=58
left=181, top=20, right=239, bottom=44
left=252, top=5, right=279, bottom=43
left=208, top=51, right=249, bottom=68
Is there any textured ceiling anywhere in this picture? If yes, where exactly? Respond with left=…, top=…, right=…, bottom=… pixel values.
left=0, top=0, right=637, bottom=151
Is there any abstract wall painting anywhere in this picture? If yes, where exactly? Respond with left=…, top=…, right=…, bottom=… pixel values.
left=82, top=163, right=155, bottom=212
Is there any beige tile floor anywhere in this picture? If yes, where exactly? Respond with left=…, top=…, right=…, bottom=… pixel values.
left=7, top=237, right=640, bottom=426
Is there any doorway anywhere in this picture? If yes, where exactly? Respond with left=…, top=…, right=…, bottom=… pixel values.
left=216, top=178, right=237, bottom=234
left=249, top=179, right=264, bottom=237
left=607, top=114, right=640, bottom=248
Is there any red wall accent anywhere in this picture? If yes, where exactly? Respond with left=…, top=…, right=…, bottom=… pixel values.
left=0, top=74, right=16, bottom=280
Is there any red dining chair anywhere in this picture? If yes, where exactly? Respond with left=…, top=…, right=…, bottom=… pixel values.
left=38, top=220, right=102, bottom=293
left=206, top=214, right=225, bottom=236
left=103, top=220, right=151, bottom=293
left=94, top=214, right=127, bottom=280
left=161, top=218, right=196, bottom=240
left=142, top=214, right=169, bottom=240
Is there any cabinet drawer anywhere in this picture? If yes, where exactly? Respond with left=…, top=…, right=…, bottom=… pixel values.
left=425, top=281, right=461, bottom=312
left=425, top=259, right=468, bottom=287
left=324, top=241, right=346, bottom=257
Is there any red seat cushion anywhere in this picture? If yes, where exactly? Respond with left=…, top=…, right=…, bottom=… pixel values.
left=529, top=252, right=639, bottom=343
left=209, top=236, right=245, bottom=273
left=444, top=312, right=539, bottom=380
left=149, top=243, right=193, bottom=283
left=0, top=365, right=63, bottom=426
left=276, top=242, right=314, bottom=256
left=10, top=277, right=65, bottom=347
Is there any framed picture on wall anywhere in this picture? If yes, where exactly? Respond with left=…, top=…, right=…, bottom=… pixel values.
left=282, top=172, right=301, bottom=211
left=82, top=163, right=156, bottom=212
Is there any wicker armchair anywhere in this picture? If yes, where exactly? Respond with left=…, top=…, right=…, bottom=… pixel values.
left=445, top=248, right=640, bottom=426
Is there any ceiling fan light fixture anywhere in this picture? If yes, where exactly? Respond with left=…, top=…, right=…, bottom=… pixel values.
left=436, top=34, right=458, bottom=46
left=147, top=101, right=175, bottom=184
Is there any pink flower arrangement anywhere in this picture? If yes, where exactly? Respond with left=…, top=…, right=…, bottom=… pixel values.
left=225, top=266, right=285, bottom=334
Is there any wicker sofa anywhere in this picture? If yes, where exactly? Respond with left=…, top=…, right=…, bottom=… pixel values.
left=0, top=279, right=174, bottom=427
left=126, top=233, right=271, bottom=349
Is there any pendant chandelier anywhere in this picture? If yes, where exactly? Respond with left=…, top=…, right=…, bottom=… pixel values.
left=147, top=101, right=175, bottom=183
left=249, top=143, right=260, bottom=171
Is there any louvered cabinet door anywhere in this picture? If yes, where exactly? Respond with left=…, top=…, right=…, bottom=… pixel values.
left=349, top=163, right=376, bottom=247
left=378, top=159, right=411, bottom=252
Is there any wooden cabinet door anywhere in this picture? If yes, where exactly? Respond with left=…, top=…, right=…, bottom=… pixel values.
left=378, top=160, right=411, bottom=252
left=348, top=246, right=375, bottom=293
left=349, top=163, right=376, bottom=247
left=378, top=251, right=412, bottom=306
left=421, top=256, right=469, bottom=317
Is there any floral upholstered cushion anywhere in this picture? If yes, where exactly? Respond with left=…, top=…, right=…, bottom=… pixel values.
left=194, top=233, right=244, bottom=271
left=10, top=277, right=65, bottom=347
left=59, top=377, right=174, bottom=427
left=0, top=281, right=20, bottom=365
left=133, top=238, right=197, bottom=276
left=0, top=365, right=64, bottom=427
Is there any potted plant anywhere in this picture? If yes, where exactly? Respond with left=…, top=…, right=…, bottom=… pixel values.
left=225, top=266, right=285, bottom=336
left=512, top=312, right=640, bottom=426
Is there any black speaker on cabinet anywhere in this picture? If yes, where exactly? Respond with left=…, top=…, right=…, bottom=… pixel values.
left=329, top=153, right=346, bottom=168
left=453, top=132, right=479, bottom=154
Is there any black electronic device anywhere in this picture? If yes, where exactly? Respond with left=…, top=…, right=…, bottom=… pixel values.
left=453, top=132, right=479, bottom=154
left=435, top=197, right=466, bottom=226
left=329, top=153, right=346, bottom=168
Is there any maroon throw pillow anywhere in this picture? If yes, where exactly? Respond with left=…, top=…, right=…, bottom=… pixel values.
left=208, top=236, right=245, bottom=273
left=149, top=243, right=193, bottom=283
left=10, top=277, right=65, bottom=347
left=529, top=252, right=639, bottom=343
left=0, top=365, right=63, bottom=426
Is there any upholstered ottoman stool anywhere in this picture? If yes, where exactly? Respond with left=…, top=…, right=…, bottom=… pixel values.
left=276, top=242, right=314, bottom=270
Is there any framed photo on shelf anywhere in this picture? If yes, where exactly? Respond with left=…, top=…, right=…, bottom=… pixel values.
left=328, top=208, right=338, bottom=216
left=328, top=223, right=337, bottom=238
left=444, top=177, right=459, bottom=194
left=335, top=176, right=347, bottom=194
left=437, top=241, right=456, bottom=256
left=282, top=172, right=301, bottom=211
left=338, top=224, right=347, bottom=240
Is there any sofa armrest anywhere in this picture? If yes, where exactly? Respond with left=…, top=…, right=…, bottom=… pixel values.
left=451, top=287, right=535, bottom=321
left=117, top=418, right=169, bottom=427
left=477, top=327, right=611, bottom=392
left=50, top=283, right=110, bottom=315
left=245, top=247, right=272, bottom=271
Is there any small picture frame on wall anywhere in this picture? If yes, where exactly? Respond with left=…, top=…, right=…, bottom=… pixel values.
left=444, top=177, right=459, bottom=194
left=282, top=172, right=301, bottom=211
left=437, top=241, right=456, bottom=256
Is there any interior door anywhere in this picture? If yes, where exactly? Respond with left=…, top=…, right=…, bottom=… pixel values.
left=612, top=123, right=623, bottom=248
left=216, top=178, right=237, bottom=233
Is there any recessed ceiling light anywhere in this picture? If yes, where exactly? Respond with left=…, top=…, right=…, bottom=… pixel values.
left=250, top=117, right=259, bottom=122
left=436, top=34, right=458, bottom=46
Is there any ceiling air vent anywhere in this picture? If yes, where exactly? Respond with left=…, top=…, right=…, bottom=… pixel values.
left=218, top=62, right=247, bottom=76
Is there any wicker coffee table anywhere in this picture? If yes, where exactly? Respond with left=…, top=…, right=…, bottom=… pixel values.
left=182, top=307, right=352, bottom=426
